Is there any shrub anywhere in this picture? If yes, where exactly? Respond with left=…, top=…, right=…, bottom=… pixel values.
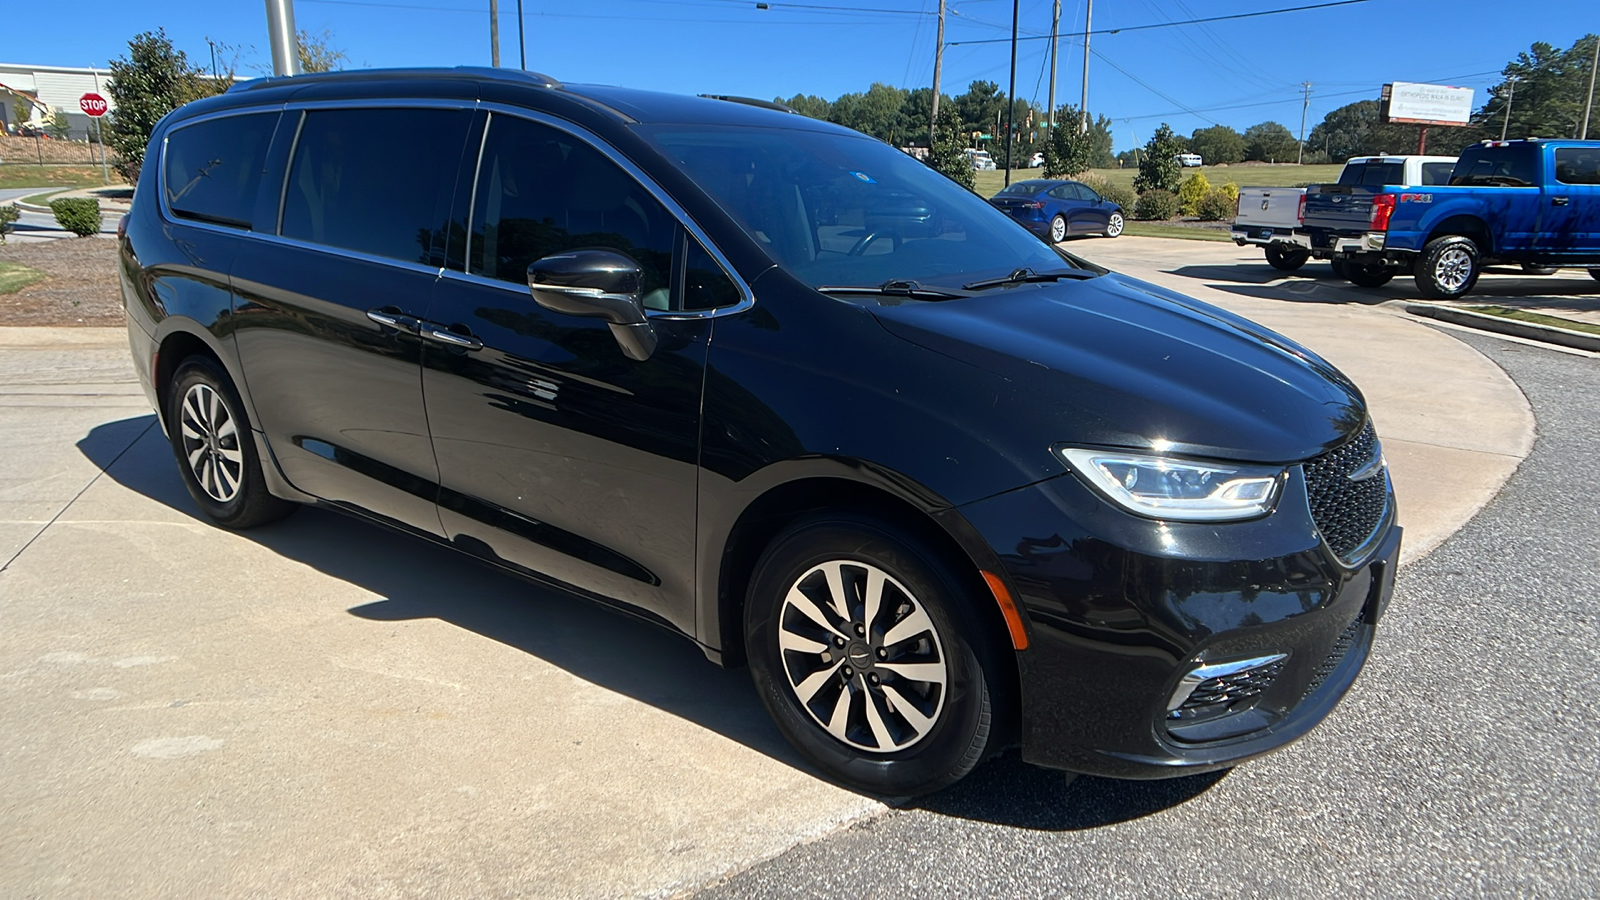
left=1077, top=174, right=1135, bottom=211
left=1133, top=189, right=1179, bottom=221
left=1133, top=124, right=1185, bottom=194
left=50, top=198, right=101, bottom=237
left=1176, top=173, right=1211, bottom=216
left=1218, top=181, right=1240, bottom=205
left=0, top=204, right=18, bottom=243
left=1196, top=187, right=1238, bottom=221
left=926, top=109, right=975, bottom=191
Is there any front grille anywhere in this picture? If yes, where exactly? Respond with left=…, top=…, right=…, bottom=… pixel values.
left=1170, top=660, right=1286, bottom=720
left=1303, top=420, right=1389, bottom=561
left=1302, top=614, right=1363, bottom=700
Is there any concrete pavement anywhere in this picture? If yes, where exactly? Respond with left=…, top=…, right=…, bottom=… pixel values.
left=0, top=237, right=1545, bottom=897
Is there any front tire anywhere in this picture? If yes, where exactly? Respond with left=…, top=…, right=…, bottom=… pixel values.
left=166, top=356, right=295, bottom=529
left=745, top=514, right=997, bottom=797
left=1265, top=245, right=1310, bottom=271
left=1413, top=236, right=1481, bottom=299
left=1049, top=214, right=1068, bottom=243
left=1103, top=211, right=1124, bottom=238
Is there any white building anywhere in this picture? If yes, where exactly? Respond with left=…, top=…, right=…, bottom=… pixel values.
left=0, top=62, right=116, bottom=135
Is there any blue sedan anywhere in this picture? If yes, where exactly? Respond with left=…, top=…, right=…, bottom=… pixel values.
left=989, top=179, right=1125, bottom=243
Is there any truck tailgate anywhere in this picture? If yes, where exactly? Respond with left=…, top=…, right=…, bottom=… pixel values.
left=1233, top=188, right=1304, bottom=230
left=1302, top=184, right=1377, bottom=232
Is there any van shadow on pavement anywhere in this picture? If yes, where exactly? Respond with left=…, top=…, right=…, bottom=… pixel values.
left=80, top=414, right=1217, bottom=829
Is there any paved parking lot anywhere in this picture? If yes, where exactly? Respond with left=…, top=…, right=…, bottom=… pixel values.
left=0, top=237, right=1579, bottom=897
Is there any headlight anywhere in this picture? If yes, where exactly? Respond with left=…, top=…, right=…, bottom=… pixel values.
left=1058, top=447, right=1285, bottom=522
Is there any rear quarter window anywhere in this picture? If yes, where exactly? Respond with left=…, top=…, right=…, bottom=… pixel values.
left=1420, top=162, right=1454, bottom=185
left=1554, top=148, right=1600, bottom=185
left=163, top=112, right=281, bottom=229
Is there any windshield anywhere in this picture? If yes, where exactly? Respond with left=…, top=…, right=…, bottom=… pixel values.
left=640, top=124, right=1082, bottom=290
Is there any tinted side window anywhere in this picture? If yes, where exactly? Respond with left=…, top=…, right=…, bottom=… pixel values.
left=281, top=107, right=470, bottom=263
left=164, top=112, right=279, bottom=229
left=1420, top=162, right=1454, bottom=185
left=683, top=236, right=739, bottom=311
left=1450, top=145, right=1541, bottom=187
left=1554, top=148, right=1600, bottom=185
left=468, top=115, right=676, bottom=310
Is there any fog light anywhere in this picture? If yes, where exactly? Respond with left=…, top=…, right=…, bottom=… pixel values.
left=1167, top=653, right=1288, bottom=717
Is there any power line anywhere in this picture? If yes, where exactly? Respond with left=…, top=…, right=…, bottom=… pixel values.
left=947, top=0, right=1371, bottom=46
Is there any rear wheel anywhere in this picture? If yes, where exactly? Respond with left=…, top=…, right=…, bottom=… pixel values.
left=1103, top=211, right=1124, bottom=238
left=1049, top=214, right=1068, bottom=243
left=166, top=357, right=295, bottom=529
left=744, top=514, right=998, bottom=797
left=1328, top=258, right=1347, bottom=279
left=1265, top=245, right=1310, bottom=271
left=1342, top=261, right=1395, bottom=288
left=1413, top=236, right=1482, bottom=299
left=1521, top=263, right=1560, bottom=276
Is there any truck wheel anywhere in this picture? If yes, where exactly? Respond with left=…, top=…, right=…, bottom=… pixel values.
left=1265, top=246, right=1310, bottom=271
left=1343, top=262, right=1394, bottom=288
left=1328, top=259, right=1347, bottom=279
left=1414, top=236, right=1481, bottom=299
left=1521, top=263, right=1559, bottom=276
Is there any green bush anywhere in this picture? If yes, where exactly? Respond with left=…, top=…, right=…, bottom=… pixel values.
left=1176, top=173, right=1211, bottom=216
left=1218, top=181, right=1240, bottom=205
left=0, top=205, right=18, bottom=243
left=1196, top=188, right=1238, bottom=221
left=1076, top=174, right=1135, bottom=211
left=926, top=110, right=975, bottom=192
left=50, top=198, right=101, bottom=237
left=1133, top=189, right=1179, bottom=221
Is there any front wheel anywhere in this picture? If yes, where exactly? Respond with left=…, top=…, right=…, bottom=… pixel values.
left=745, top=515, right=998, bottom=797
left=1103, top=211, right=1124, bottom=238
left=1265, top=245, right=1310, bottom=271
left=1413, top=236, right=1481, bottom=299
left=1343, top=261, right=1395, bottom=288
left=1049, top=214, right=1068, bottom=243
left=166, top=356, right=296, bottom=529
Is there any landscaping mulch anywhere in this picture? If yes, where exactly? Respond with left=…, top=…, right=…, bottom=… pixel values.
left=0, top=237, right=123, bottom=326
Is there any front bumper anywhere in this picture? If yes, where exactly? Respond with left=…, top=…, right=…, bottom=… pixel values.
left=957, top=468, right=1400, bottom=778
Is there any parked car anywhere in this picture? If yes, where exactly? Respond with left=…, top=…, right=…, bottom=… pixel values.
left=1177, top=152, right=1203, bottom=167
left=1242, top=155, right=1457, bottom=272
left=988, top=178, right=1125, bottom=242
left=124, top=67, right=1399, bottom=797
left=964, top=148, right=996, bottom=171
left=1028, top=152, right=1045, bottom=168
left=1302, top=140, right=1600, bottom=295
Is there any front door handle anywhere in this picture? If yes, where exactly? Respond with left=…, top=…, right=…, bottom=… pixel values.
left=366, top=308, right=419, bottom=331
left=420, top=323, right=484, bottom=352
left=1552, top=196, right=1570, bottom=206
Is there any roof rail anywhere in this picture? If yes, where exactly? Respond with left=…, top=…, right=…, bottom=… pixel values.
left=698, top=95, right=798, bottom=114
left=227, top=66, right=562, bottom=93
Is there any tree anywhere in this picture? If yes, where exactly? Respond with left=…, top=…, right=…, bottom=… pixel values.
left=298, top=29, right=349, bottom=73
left=779, top=94, right=831, bottom=119
left=1188, top=125, right=1245, bottom=164
left=47, top=110, right=70, bottom=140
left=1306, top=100, right=1415, bottom=161
left=827, top=83, right=908, bottom=143
left=926, top=109, right=975, bottom=191
left=954, top=80, right=1005, bottom=139
left=1050, top=105, right=1115, bottom=168
left=1133, top=123, right=1184, bottom=193
left=106, top=29, right=228, bottom=183
left=1477, top=34, right=1598, bottom=139
left=1043, top=123, right=1093, bottom=177
left=1243, top=121, right=1298, bottom=162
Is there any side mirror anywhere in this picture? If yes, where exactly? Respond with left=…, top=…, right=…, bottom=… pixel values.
left=527, top=249, right=657, bottom=361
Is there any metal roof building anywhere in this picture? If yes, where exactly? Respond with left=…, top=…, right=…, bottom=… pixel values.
left=0, top=62, right=116, bottom=131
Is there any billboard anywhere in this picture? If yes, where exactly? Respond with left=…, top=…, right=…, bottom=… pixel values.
left=1380, top=82, right=1475, bottom=126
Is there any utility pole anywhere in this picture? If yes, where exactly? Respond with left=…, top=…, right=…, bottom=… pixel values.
left=1297, top=81, right=1311, bottom=164
left=1582, top=34, right=1598, bottom=140
left=1005, top=0, right=1018, bottom=184
left=490, top=0, right=501, bottom=67
left=930, top=0, right=945, bottom=147
left=517, top=0, right=526, bottom=69
left=1047, top=0, right=1059, bottom=133
left=1079, top=0, right=1092, bottom=133
left=264, top=0, right=301, bottom=77
left=1500, top=75, right=1519, bottom=140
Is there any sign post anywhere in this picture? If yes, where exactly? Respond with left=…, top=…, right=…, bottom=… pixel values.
left=79, top=92, right=110, bottom=186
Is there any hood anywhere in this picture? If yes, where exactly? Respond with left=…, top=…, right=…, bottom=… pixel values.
left=870, top=273, right=1366, bottom=465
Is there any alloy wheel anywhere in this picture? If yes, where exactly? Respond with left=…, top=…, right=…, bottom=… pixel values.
left=178, top=383, right=244, bottom=503
left=1050, top=216, right=1067, bottom=243
left=1434, top=246, right=1474, bottom=293
left=776, top=559, right=948, bottom=753
left=1106, top=212, right=1124, bottom=237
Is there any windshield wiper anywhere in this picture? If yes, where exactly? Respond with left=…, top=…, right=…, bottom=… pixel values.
left=962, top=267, right=1097, bottom=291
left=816, top=280, right=969, bottom=300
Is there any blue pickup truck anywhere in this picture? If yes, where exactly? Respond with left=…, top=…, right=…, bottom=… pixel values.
left=1300, top=139, right=1600, bottom=297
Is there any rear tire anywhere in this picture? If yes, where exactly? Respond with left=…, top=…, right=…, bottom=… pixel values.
left=1328, top=258, right=1347, bottom=279
left=166, top=356, right=296, bottom=529
left=1343, top=261, right=1395, bottom=288
left=744, top=514, right=998, bottom=797
left=1265, top=245, right=1310, bottom=271
left=1103, top=211, right=1124, bottom=238
left=1413, top=235, right=1482, bottom=299
left=1049, top=214, right=1068, bottom=243
left=1521, top=263, right=1559, bottom=276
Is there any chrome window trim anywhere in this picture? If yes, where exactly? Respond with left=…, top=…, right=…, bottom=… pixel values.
left=274, top=110, right=306, bottom=235
left=156, top=104, right=289, bottom=233
left=247, top=230, right=446, bottom=278
left=462, top=110, right=493, bottom=272
left=473, top=101, right=754, bottom=319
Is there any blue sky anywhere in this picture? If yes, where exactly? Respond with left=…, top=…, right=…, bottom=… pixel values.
left=16, top=1, right=1594, bottom=151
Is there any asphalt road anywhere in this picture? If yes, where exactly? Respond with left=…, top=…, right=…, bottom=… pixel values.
left=697, top=328, right=1599, bottom=899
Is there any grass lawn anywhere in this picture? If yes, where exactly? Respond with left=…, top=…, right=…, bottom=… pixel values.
left=0, top=166, right=110, bottom=190
left=1122, top=222, right=1234, bottom=242
left=1466, top=305, right=1600, bottom=337
left=0, top=261, right=48, bottom=294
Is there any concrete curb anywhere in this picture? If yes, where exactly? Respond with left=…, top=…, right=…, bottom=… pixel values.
left=12, top=191, right=65, bottom=213
left=1406, top=303, right=1600, bottom=353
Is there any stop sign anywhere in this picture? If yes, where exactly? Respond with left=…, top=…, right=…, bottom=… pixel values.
left=79, top=93, right=108, bottom=117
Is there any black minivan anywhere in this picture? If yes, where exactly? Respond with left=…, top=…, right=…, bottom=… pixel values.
left=121, top=68, right=1400, bottom=796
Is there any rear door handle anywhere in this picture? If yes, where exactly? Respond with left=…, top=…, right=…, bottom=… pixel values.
left=1552, top=196, right=1570, bottom=206
left=366, top=308, right=420, bottom=331
left=420, top=323, right=484, bottom=352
